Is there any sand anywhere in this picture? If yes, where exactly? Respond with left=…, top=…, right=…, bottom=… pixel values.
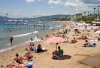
left=0, top=22, right=100, bottom=68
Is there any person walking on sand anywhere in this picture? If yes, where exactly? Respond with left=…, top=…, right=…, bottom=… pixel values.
left=10, top=36, right=13, bottom=45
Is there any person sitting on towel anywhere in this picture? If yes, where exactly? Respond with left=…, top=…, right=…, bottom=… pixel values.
left=31, top=44, right=37, bottom=52
left=37, top=44, right=43, bottom=53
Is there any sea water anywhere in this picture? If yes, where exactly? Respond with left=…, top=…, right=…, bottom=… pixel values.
left=0, top=21, right=62, bottom=53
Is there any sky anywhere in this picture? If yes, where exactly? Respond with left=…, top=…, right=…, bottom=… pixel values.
left=0, top=0, right=100, bottom=18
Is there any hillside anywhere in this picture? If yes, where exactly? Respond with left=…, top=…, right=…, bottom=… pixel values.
left=0, top=14, right=70, bottom=21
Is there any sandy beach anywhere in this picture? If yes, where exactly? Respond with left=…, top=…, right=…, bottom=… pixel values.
left=0, top=21, right=100, bottom=68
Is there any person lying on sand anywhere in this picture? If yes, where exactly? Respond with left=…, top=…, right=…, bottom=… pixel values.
left=94, top=27, right=100, bottom=32
left=81, top=36, right=88, bottom=40
left=10, top=60, right=27, bottom=68
left=9, top=53, right=28, bottom=68
left=83, top=40, right=96, bottom=47
left=70, top=38, right=77, bottom=43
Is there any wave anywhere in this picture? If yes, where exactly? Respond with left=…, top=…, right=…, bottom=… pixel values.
left=13, top=33, right=31, bottom=37
left=0, top=46, right=16, bottom=53
left=13, top=31, right=38, bottom=37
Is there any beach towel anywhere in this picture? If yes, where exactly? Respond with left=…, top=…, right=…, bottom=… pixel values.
left=83, top=45, right=96, bottom=48
left=26, top=62, right=36, bottom=68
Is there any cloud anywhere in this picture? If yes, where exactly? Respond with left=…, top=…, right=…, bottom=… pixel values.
left=48, top=0, right=99, bottom=14
left=26, top=0, right=35, bottom=3
left=38, top=0, right=45, bottom=1
left=81, top=0, right=100, bottom=4
left=64, top=0, right=99, bottom=13
left=48, top=0, right=64, bottom=5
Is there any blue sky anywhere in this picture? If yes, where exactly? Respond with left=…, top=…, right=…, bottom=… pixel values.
left=0, top=0, right=100, bottom=18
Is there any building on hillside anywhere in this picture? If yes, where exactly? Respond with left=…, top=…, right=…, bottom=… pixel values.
left=70, top=13, right=82, bottom=22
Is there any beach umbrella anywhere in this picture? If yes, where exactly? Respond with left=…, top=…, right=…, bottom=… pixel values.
left=46, top=37, right=65, bottom=50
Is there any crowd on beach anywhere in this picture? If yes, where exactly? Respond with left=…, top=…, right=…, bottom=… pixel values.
left=1, top=21, right=100, bottom=68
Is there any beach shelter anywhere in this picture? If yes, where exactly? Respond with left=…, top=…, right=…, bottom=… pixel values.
left=46, top=37, right=65, bottom=50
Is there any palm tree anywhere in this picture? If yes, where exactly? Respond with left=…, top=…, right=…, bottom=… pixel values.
left=94, top=8, right=96, bottom=18
left=98, top=6, right=100, bottom=20
left=88, top=11, right=89, bottom=16
left=84, top=12, right=86, bottom=16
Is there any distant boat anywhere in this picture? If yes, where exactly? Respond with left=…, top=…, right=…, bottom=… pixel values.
left=25, top=20, right=28, bottom=22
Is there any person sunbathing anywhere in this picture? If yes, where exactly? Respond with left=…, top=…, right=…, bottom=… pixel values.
left=83, top=40, right=96, bottom=47
left=94, top=27, right=100, bottom=32
left=81, top=36, right=88, bottom=39
left=78, top=36, right=88, bottom=40
left=71, top=38, right=77, bottom=43
left=14, top=53, right=25, bottom=64
left=10, top=60, right=27, bottom=68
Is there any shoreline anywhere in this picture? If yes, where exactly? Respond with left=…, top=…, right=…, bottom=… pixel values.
left=0, top=25, right=60, bottom=56
left=0, top=21, right=100, bottom=68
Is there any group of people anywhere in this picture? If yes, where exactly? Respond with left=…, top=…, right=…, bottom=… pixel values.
left=29, top=43, right=43, bottom=53
left=10, top=43, right=43, bottom=68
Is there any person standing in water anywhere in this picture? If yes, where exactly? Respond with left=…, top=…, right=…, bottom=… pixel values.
left=10, top=36, right=13, bottom=45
